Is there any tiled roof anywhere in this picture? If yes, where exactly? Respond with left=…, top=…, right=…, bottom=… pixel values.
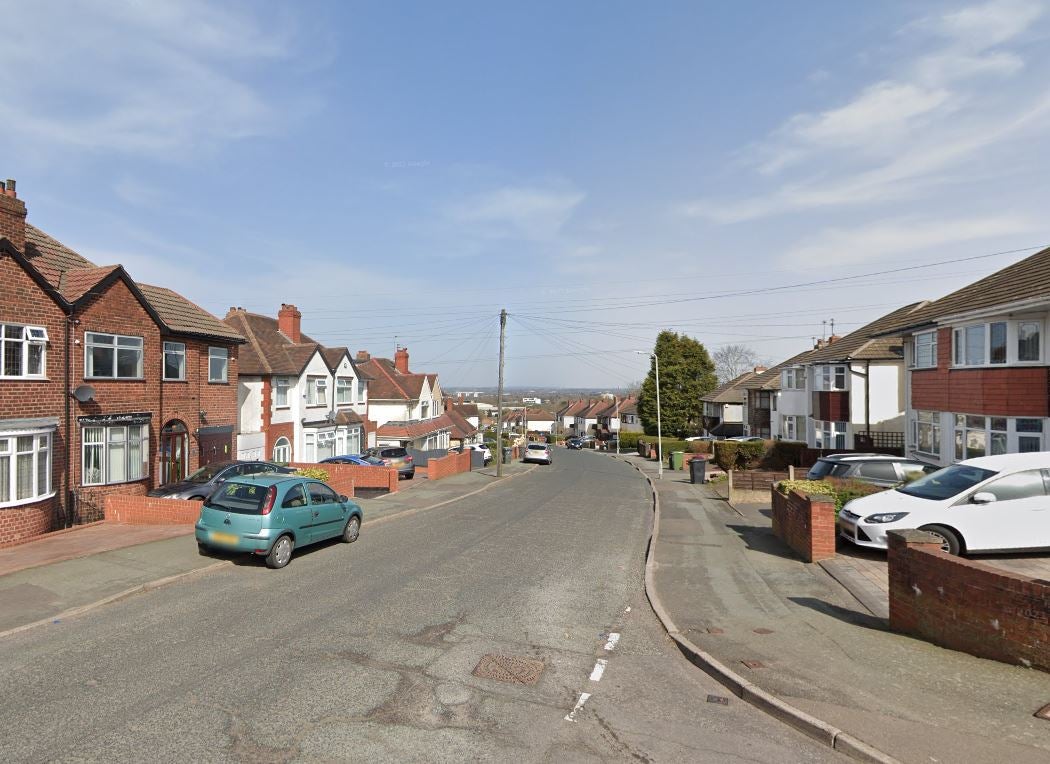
left=450, top=402, right=480, bottom=418
left=702, top=371, right=757, bottom=403
left=377, top=414, right=454, bottom=439
left=223, top=309, right=320, bottom=375
left=22, top=223, right=243, bottom=344
left=741, top=349, right=817, bottom=391
left=619, top=396, right=638, bottom=414
left=875, top=246, right=1050, bottom=335
left=356, top=357, right=432, bottom=401
left=138, top=284, right=244, bottom=341
left=446, top=408, right=477, bottom=439
left=804, top=302, right=925, bottom=363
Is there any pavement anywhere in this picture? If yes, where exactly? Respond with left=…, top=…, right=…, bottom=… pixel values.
left=3, top=451, right=1049, bottom=763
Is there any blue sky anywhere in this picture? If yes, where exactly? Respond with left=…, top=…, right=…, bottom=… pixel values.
left=3, top=0, right=1050, bottom=389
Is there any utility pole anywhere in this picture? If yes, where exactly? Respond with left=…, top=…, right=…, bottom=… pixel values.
left=496, top=309, right=507, bottom=477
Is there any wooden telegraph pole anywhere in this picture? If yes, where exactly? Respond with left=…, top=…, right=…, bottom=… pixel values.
left=496, top=309, right=507, bottom=477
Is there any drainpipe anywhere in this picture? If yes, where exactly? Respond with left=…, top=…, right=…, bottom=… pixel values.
left=63, top=313, right=73, bottom=527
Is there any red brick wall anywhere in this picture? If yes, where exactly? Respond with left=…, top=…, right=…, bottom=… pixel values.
left=888, top=530, right=1049, bottom=672
left=104, top=494, right=202, bottom=525
left=770, top=488, right=836, bottom=562
left=288, top=461, right=397, bottom=495
left=0, top=501, right=54, bottom=546
left=0, top=247, right=69, bottom=540
left=911, top=328, right=1049, bottom=416
left=0, top=193, right=27, bottom=250
left=812, top=391, right=850, bottom=422
left=427, top=451, right=471, bottom=481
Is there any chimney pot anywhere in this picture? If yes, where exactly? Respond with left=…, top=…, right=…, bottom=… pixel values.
left=5, top=179, right=15, bottom=197
left=827, top=334, right=841, bottom=345
left=356, top=350, right=370, bottom=361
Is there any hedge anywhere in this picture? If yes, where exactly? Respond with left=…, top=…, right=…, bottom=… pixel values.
left=776, top=477, right=884, bottom=513
left=618, top=432, right=641, bottom=449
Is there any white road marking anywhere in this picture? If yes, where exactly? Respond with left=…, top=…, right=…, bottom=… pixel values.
left=564, top=692, right=592, bottom=722
left=624, top=606, right=631, bottom=613
left=604, top=632, right=620, bottom=651
left=589, top=659, right=608, bottom=681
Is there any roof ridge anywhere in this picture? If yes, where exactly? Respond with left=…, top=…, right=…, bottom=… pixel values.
left=370, top=357, right=411, bottom=399
left=232, top=312, right=272, bottom=374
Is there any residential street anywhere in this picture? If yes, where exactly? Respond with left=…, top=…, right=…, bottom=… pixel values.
left=0, top=450, right=839, bottom=762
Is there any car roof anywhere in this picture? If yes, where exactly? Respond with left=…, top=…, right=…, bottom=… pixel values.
left=958, top=451, right=1050, bottom=471
left=226, top=473, right=304, bottom=487
left=818, top=454, right=910, bottom=463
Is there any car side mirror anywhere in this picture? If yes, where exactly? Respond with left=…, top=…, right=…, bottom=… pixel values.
left=339, top=495, right=349, bottom=503
left=971, top=492, right=996, bottom=505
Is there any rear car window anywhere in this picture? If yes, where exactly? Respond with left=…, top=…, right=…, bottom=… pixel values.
left=207, top=481, right=271, bottom=514
left=807, top=460, right=835, bottom=479
left=856, top=462, right=899, bottom=481
left=527, top=444, right=547, bottom=450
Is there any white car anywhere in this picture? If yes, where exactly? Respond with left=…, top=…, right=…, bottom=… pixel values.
left=462, top=444, right=492, bottom=465
left=837, top=452, right=1050, bottom=555
left=523, top=443, right=553, bottom=465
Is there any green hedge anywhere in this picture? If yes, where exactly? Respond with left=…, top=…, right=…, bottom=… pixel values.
left=776, top=477, right=884, bottom=513
left=617, top=431, right=641, bottom=449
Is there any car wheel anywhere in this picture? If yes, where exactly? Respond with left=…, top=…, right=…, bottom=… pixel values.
left=265, top=534, right=294, bottom=569
left=919, top=524, right=962, bottom=555
left=342, top=515, right=361, bottom=544
left=405, top=472, right=414, bottom=480
left=197, top=542, right=209, bottom=556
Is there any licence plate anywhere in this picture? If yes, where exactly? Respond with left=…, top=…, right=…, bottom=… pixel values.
left=210, top=531, right=239, bottom=545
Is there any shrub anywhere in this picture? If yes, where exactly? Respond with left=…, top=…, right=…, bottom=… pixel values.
left=776, top=477, right=884, bottom=514
left=618, top=431, right=641, bottom=450
left=713, top=441, right=740, bottom=471
left=687, top=440, right=712, bottom=454
left=764, top=440, right=807, bottom=469
left=736, top=440, right=766, bottom=470
left=295, top=467, right=330, bottom=481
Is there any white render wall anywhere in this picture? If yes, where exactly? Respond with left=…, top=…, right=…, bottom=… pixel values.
left=722, top=402, right=743, bottom=424
left=849, top=362, right=904, bottom=433
left=238, top=378, right=264, bottom=434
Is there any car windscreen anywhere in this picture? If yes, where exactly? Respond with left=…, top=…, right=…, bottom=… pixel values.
left=896, top=464, right=997, bottom=500
left=186, top=463, right=227, bottom=483
left=205, top=481, right=272, bottom=513
left=807, top=460, right=835, bottom=479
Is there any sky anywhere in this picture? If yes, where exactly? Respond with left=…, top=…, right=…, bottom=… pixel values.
left=3, top=0, right=1050, bottom=390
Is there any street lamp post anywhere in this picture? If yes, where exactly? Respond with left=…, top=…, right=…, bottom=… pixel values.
left=637, top=351, right=662, bottom=479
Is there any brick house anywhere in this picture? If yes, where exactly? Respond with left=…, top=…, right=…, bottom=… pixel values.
left=0, top=180, right=243, bottom=544
left=224, top=305, right=370, bottom=463
left=355, top=348, right=452, bottom=450
left=877, top=247, right=1050, bottom=467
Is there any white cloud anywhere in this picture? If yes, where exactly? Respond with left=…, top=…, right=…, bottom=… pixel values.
left=783, top=214, right=1042, bottom=266
left=446, top=185, right=586, bottom=241
left=682, top=0, right=1049, bottom=224
left=0, top=0, right=296, bottom=158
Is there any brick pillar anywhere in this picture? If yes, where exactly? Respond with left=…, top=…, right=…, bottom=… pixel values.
left=887, top=529, right=943, bottom=633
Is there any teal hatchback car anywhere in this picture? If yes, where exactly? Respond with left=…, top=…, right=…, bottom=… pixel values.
left=195, top=474, right=363, bottom=569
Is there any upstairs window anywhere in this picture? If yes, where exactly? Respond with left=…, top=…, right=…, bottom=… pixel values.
left=816, top=365, right=847, bottom=391
left=953, top=320, right=1042, bottom=366
left=782, top=367, right=806, bottom=390
left=1, top=324, right=48, bottom=378
left=336, top=377, right=352, bottom=405
left=912, top=331, right=937, bottom=369
left=208, top=347, right=228, bottom=383
left=275, top=377, right=290, bottom=407
left=163, top=342, right=186, bottom=380
left=1018, top=321, right=1041, bottom=362
left=306, top=377, right=327, bottom=406
left=86, top=332, right=143, bottom=379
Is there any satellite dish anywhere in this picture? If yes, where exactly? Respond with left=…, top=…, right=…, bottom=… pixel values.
left=71, top=384, right=96, bottom=403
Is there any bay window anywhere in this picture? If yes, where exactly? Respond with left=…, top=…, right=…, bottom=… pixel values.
left=82, top=424, right=149, bottom=486
left=952, top=319, right=1043, bottom=366
left=781, top=415, right=804, bottom=441
left=1, top=323, right=48, bottom=378
left=913, top=411, right=941, bottom=457
left=816, top=366, right=847, bottom=391
left=814, top=420, right=847, bottom=449
left=782, top=367, right=805, bottom=390
left=0, top=431, right=52, bottom=505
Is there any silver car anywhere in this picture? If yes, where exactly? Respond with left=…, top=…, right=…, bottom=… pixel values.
left=523, top=443, right=553, bottom=465
left=148, top=460, right=293, bottom=500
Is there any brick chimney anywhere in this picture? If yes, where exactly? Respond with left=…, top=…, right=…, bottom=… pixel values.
left=753, top=365, right=767, bottom=373
left=827, top=334, right=841, bottom=345
left=394, top=346, right=410, bottom=374
left=0, top=179, right=27, bottom=251
left=277, top=303, right=301, bottom=343
left=356, top=350, right=370, bottom=362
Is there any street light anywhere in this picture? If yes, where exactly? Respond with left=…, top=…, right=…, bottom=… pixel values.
left=636, top=350, right=662, bottom=479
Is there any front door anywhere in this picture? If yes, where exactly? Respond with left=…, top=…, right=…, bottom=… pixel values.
left=159, top=420, right=188, bottom=484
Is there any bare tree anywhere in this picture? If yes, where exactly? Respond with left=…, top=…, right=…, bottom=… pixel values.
left=713, top=344, right=761, bottom=384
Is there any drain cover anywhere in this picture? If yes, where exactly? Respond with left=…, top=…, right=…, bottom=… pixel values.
left=707, top=695, right=729, bottom=705
left=472, top=654, right=545, bottom=685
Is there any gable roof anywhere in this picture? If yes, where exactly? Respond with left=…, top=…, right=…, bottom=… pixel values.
left=356, top=356, right=433, bottom=402
left=804, top=302, right=926, bottom=364
left=446, top=408, right=477, bottom=440
left=223, top=309, right=322, bottom=375
left=702, top=371, right=757, bottom=403
left=21, top=223, right=242, bottom=344
left=741, top=349, right=817, bottom=391
left=875, top=246, right=1050, bottom=336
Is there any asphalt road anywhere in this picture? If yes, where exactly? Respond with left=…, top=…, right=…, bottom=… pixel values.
left=1, top=450, right=841, bottom=762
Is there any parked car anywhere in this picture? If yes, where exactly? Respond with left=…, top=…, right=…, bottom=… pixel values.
left=148, top=460, right=294, bottom=500
left=364, top=446, right=415, bottom=479
left=837, top=452, right=1050, bottom=555
left=566, top=436, right=594, bottom=450
left=321, top=455, right=385, bottom=466
left=685, top=435, right=720, bottom=442
left=523, top=443, right=553, bottom=465
left=461, top=443, right=492, bottom=465
left=725, top=436, right=764, bottom=442
left=807, top=454, right=938, bottom=487
left=195, top=474, right=363, bottom=568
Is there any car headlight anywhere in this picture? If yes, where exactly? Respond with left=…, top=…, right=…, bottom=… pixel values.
left=864, top=512, right=910, bottom=524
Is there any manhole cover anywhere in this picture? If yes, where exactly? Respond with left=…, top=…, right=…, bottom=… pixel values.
left=472, top=654, right=545, bottom=685
left=707, top=695, right=729, bottom=705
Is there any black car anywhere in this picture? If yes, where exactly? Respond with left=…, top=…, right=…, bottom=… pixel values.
left=148, top=460, right=294, bottom=500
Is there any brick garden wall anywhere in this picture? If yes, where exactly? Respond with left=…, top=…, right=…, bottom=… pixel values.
left=427, top=451, right=471, bottom=481
left=104, top=494, right=203, bottom=525
left=888, top=530, right=1049, bottom=672
left=289, top=462, right=397, bottom=496
left=770, top=487, right=837, bottom=563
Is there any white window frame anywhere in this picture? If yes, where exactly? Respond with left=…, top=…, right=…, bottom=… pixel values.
left=85, top=332, right=143, bottom=380
left=306, top=377, right=327, bottom=406
left=0, top=430, right=54, bottom=507
left=336, top=377, right=352, bottom=405
left=911, top=410, right=941, bottom=458
left=272, top=436, right=291, bottom=463
left=208, top=347, right=228, bottom=383
left=951, top=413, right=1046, bottom=459
left=815, top=365, right=847, bottom=391
left=781, top=367, right=805, bottom=390
left=780, top=414, right=804, bottom=441
left=0, top=323, right=48, bottom=378
left=163, top=341, right=186, bottom=381
left=814, top=420, right=848, bottom=449
left=275, top=377, right=290, bottom=408
left=912, top=331, right=937, bottom=369
left=81, top=423, right=149, bottom=486
left=951, top=319, right=1044, bottom=367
